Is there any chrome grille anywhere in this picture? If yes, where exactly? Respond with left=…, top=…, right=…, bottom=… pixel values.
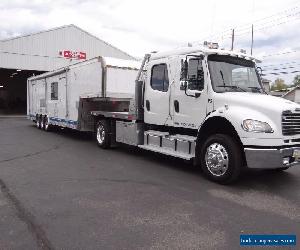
left=282, top=111, right=300, bottom=136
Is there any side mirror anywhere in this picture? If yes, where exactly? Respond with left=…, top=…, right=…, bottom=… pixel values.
left=180, top=59, right=188, bottom=81
left=180, top=81, right=187, bottom=90
left=256, top=66, right=263, bottom=77
left=195, top=92, right=201, bottom=98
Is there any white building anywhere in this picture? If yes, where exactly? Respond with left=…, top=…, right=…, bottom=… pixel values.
left=0, top=24, right=135, bottom=114
left=282, top=86, right=300, bottom=104
left=261, top=78, right=271, bottom=93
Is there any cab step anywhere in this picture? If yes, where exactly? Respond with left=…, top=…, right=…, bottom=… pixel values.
left=138, top=130, right=196, bottom=160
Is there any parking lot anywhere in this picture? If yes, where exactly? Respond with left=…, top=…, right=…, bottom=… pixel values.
left=0, top=117, right=299, bottom=249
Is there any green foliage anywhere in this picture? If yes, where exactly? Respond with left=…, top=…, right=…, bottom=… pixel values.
left=292, top=75, right=300, bottom=87
left=271, top=78, right=288, bottom=91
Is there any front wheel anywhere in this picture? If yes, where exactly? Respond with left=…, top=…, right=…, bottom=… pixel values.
left=96, top=120, right=111, bottom=149
left=200, top=134, right=242, bottom=184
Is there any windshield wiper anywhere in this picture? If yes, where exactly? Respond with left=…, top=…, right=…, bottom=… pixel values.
left=218, top=70, right=246, bottom=92
left=216, top=85, right=246, bottom=92
left=248, top=86, right=266, bottom=93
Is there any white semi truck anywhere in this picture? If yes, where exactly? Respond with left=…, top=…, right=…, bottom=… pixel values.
left=28, top=44, right=300, bottom=183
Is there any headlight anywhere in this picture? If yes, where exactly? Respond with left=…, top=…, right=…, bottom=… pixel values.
left=242, top=119, right=273, bottom=133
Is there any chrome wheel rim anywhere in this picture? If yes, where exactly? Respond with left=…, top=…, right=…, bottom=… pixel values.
left=40, top=118, right=44, bottom=129
left=205, top=143, right=229, bottom=177
left=44, top=118, right=49, bottom=130
left=97, top=124, right=105, bottom=144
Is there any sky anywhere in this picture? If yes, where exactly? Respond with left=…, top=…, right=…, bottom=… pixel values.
left=0, top=0, right=299, bottom=85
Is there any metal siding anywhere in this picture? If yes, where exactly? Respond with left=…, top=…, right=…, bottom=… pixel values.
left=283, top=91, right=295, bottom=102
left=0, top=25, right=134, bottom=71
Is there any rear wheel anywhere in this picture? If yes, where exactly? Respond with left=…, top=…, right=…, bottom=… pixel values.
left=43, top=116, right=51, bottom=131
left=40, top=115, right=44, bottom=130
left=96, top=120, right=111, bottom=149
left=36, top=115, right=41, bottom=129
left=200, top=134, right=242, bottom=184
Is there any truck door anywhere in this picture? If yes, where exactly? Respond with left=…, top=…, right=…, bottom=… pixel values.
left=144, top=60, right=171, bottom=125
left=172, top=57, right=208, bottom=129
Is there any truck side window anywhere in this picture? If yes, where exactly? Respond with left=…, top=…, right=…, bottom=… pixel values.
left=188, top=59, right=204, bottom=91
left=51, top=82, right=58, bottom=100
left=151, top=64, right=169, bottom=92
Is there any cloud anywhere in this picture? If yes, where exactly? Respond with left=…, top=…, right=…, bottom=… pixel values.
left=0, top=0, right=299, bottom=83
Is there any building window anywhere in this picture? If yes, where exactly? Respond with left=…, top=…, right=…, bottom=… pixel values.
left=51, top=82, right=58, bottom=100
left=151, top=64, right=169, bottom=92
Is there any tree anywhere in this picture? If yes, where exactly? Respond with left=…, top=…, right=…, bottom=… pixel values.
left=271, top=78, right=288, bottom=91
left=292, top=75, right=300, bottom=87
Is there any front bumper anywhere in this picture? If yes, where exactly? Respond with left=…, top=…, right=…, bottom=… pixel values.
left=244, top=147, right=300, bottom=169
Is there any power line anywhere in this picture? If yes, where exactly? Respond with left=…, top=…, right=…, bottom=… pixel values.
left=262, top=66, right=300, bottom=71
left=262, top=70, right=300, bottom=76
left=234, top=9, right=300, bottom=34
left=262, top=49, right=300, bottom=58
left=235, top=15, right=300, bottom=37
left=211, top=7, right=299, bottom=39
left=260, top=60, right=300, bottom=67
left=193, top=4, right=300, bottom=44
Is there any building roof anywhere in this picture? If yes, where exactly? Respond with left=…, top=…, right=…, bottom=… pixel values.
left=0, top=24, right=135, bottom=60
left=282, top=85, right=300, bottom=97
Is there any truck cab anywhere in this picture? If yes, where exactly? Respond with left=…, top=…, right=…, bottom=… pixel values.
left=133, top=45, right=300, bottom=183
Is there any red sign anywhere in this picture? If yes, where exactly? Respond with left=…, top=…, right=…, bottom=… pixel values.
left=59, top=50, right=86, bottom=60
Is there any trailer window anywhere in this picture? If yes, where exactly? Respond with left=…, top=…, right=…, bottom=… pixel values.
left=151, top=64, right=169, bottom=92
left=51, top=82, right=58, bottom=100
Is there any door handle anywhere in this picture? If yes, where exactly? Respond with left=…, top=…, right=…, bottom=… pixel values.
left=174, top=100, right=179, bottom=113
left=146, top=100, right=150, bottom=111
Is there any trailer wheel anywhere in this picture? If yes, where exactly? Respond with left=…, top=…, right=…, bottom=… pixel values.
left=96, top=120, right=111, bottom=149
left=200, top=134, right=242, bottom=184
left=40, top=115, right=44, bottom=130
left=36, top=115, right=41, bottom=129
left=43, top=116, right=51, bottom=132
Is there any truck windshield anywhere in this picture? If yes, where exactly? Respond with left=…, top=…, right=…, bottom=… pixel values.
left=208, top=54, right=264, bottom=93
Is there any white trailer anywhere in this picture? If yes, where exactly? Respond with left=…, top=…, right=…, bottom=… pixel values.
left=29, top=44, right=300, bottom=184
left=27, top=56, right=140, bottom=130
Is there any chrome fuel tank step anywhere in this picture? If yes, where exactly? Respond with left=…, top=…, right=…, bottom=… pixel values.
left=139, top=130, right=196, bottom=160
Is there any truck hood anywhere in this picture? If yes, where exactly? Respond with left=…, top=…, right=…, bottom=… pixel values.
left=215, top=92, right=300, bottom=113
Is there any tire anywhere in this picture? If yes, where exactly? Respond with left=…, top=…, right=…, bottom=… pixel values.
left=96, top=120, right=111, bottom=149
left=36, top=115, right=41, bottom=129
left=200, top=134, right=242, bottom=184
left=40, top=115, right=44, bottom=130
left=43, top=116, right=51, bottom=132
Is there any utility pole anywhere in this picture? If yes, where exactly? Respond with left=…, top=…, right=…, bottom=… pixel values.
left=250, top=24, right=254, bottom=55
left=231, top=29, right=235, bottom=51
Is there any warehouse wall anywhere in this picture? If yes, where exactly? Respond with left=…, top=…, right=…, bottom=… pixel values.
left=0, top=25, right=135, bottom=72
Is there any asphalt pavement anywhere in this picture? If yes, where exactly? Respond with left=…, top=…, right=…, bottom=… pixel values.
left=0, top=117, right=299, bottom=250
